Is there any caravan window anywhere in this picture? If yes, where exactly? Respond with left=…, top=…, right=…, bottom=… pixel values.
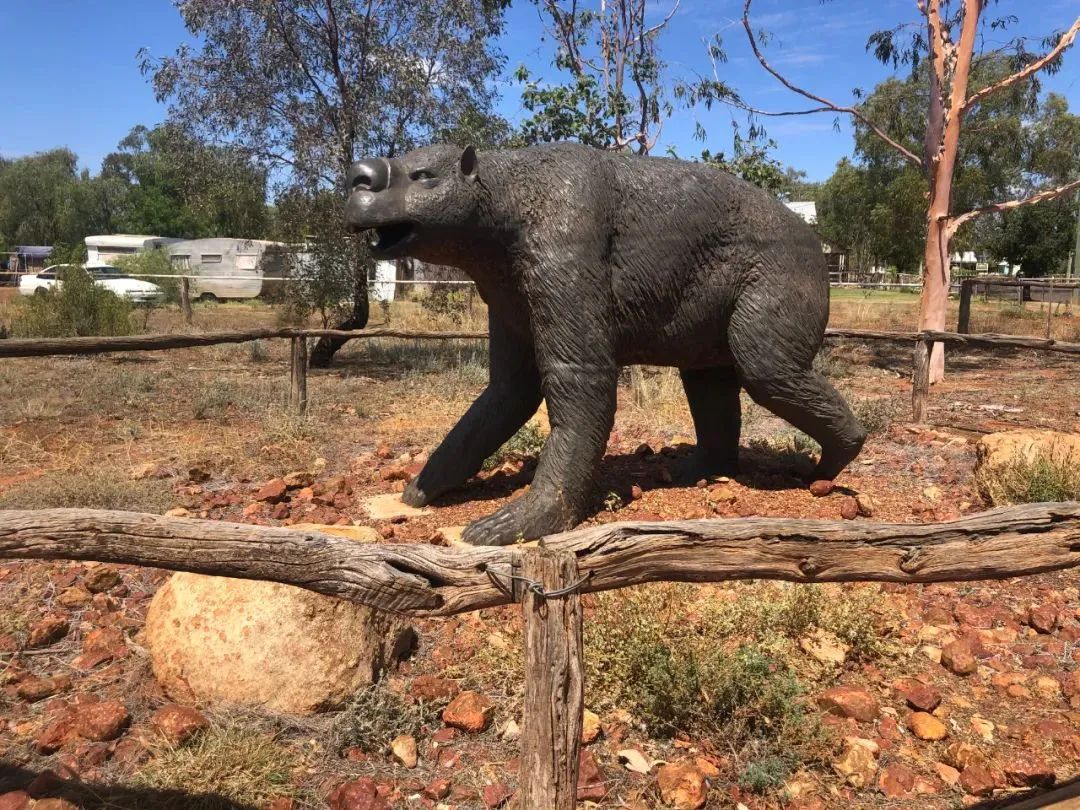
left=201, top=254, right=223, bottom=263
left=171, top=254, right=191, bottom=269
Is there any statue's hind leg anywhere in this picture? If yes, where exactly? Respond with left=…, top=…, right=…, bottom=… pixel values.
left=674, top=366, right=742, bottom=482
left=728, top=303, right=866, bottom=481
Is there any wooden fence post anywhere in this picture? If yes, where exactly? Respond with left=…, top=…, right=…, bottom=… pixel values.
left=1046, top=277, right=1055, bottom=339
left=289, top=336, right=308, bottom=414
left=520, top=548, right=584, bottom=810
left=179, top=277, right=193, bottom=326
left=912, top=336, right=931, bottom=423
left=957, top=278, right=974, bottom=334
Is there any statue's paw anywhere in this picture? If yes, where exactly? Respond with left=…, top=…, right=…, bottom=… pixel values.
left=401, top=480, right=431, bottom=508
left=461, top=496, right=575, bottom=547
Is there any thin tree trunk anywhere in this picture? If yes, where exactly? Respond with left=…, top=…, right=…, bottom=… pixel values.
left=309, top=272, right=370, bottom=368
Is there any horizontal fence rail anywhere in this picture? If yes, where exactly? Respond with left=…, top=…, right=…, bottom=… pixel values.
left=0, top=326, right=1077, bottom=359
left=0, top=503, right=1077, bottom=618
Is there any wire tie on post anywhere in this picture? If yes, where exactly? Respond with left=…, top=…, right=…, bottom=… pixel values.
left=484, top=564, right=591, bottom=601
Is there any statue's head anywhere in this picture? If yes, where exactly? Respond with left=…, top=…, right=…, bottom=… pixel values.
left=345, top=144, right=481, bottom=260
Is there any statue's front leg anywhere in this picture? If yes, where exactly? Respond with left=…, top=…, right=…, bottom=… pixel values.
left=462, top=257, right=616, bottom=546
left=404, top=318, right=541, bottom=507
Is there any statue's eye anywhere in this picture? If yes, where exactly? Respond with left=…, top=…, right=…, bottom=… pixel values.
left=409, top=169, right=437, bottom=182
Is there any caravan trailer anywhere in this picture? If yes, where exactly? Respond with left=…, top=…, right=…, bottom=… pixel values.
left=85, top=235, right=182, bottom=265
left=166, top=238, right=289, bottom=301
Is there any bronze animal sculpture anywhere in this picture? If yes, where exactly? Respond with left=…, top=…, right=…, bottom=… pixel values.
left=345, top=143, right=866, bottom=546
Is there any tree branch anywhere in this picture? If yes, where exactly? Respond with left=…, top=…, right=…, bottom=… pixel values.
left=742, top=0, right=922, bottom=167
left=947, top=177, right=1080, bottom=235
left=963, top=17, right=1080, bottom=115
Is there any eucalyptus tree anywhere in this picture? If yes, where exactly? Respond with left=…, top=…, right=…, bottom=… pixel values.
left=143, top=0, right=508, bottom=363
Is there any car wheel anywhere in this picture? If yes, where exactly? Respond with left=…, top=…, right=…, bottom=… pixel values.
left=198, top=292, right=218, bottom=303
left=33, top=287, right=47, bottom=297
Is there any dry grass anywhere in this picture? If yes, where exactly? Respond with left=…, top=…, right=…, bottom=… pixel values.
left=976, top=449, right=1080, bottom=506
left=0, top=471, right=175, bottom=512
left=132, top=721, right=299, bottom=809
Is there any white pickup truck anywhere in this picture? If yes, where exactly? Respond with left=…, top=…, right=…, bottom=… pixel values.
left=19, top=264, right=165, bottom=304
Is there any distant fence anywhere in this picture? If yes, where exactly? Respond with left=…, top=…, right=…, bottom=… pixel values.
left=0, top=325, right=1075, bottom=424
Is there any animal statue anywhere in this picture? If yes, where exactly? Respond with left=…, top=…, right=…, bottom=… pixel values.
left=345, top=143, right=866, bottom=546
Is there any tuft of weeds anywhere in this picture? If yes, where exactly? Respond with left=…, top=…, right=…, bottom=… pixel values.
left=813, top=347, right=853, bottom=379
left=248, top=339, right=270, bottom=363
left=976, top=449, right=1080, bottom=506
left=483, top=421, right=547, bottom=471
left=0, top=472, right=174, bottom=513
left=132, top=722, right=298, bottom=809
left=850, top=396, right=897, bottom=436
left=332, top=683, right=438, bottom=754
left=194, top=382, right=238, bottom=420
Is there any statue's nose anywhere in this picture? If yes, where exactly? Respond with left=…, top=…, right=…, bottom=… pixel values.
left=348, top=158, right=391, bottom=192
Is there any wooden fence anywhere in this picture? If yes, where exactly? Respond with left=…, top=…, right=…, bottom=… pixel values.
left=0, top=503, right=1078, bottom=807
left=0, top=325, right=1076, bottom=423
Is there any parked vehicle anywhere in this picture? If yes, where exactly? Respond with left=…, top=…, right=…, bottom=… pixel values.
left=19, top=264, right=165, bottom=304
left=85, top=234, right=182, bottom=266
left=167, top=238, right=289, bottom=301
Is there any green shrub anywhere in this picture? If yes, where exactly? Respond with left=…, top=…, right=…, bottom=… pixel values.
left=115, top=248, right=179, bottom=303
left=483, top=421, right=547, bottom=470
left=420, top=283, right=470, bottom=325
left=851, top=396, right=896, bottom=436
left=976, top=449, right=1080, bottom=505
left=10, top=265, right=133, bottom=337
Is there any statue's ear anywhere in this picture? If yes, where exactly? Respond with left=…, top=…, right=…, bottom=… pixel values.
left=458, top=146, right=478, bottom=182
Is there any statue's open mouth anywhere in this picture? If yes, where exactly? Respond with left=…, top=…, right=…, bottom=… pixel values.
left=370, top=222, right=415, bottom=254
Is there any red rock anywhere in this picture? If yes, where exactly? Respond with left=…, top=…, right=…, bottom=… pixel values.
left=941, top=640, right=977, bottom=675
left=255, top=479, right=287, bottom=502
left=657, top=762, right=707, bottom=810
left=270, top=502, right=290, bottom=520
left=808, top=479, right=834, bottom=497
left=840, top=497, right=859, bottom=520
left=83, top=566, right=121, bottom=593
left=16, top=675, right=67, bottom=702
left=577, top=750, right=607, bottom=801
left=150, top=704, right=209, bottom=744
left=959, top=765, right=1001, bottom=797
left=379, top=466, right=410, bottom=482
left=437, top=748, right=460, bottom=769
left=35, top=715, right=76, bottom=754
left=375, top=445, right=394, bottom=459
left=423, top=779, right=451, bottom=800
left=27, top=616, right=69, bottom=648
left=1003, top=752, right=1055, bottom=787
left=630, top=484, right=643, bottom=500
left=877, top=762, right=916, bottom=799
left=934, top=762, right=960, bottom=786
left=1064, top=670, right=1080, bottom=701
left=56, top=585, right=92, bottom=609
left=442, top=691, right=493, bottom=733
left=326, top=778, right=389, bottom=810
left=893, top=678, right=941, bottom=711
left=0, top=792, right=30, bottom=810
left=73, top=700, right=129, bottom=742
left=817, top=686, right=879, bottom=722
left=481, top=783, right=513, bottom=808
left=431, top=727, right=457, bottom=744
left=1027, top=605, right=1059, bottom=634
left=410, top=675, right=460, bottom=702
left=26, top=770, right=66, bottom=798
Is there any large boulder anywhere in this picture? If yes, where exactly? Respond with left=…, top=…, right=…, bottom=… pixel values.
left=975, top=430, right=1080, bottom=504
left=145, top=525, right=413, bottom=714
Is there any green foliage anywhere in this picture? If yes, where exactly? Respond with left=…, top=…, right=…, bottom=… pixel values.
left=115, top=248, right=179, bottom=303
left=483, top=421, right=547, bottom=470
left=419, top=284, right=470, bottom=325
left=977, top=195, right=1075, bottom=277
left=976, top=449, right=1080, bottom=506
left=850, top=396, right=897, bottom=437
left=10, top=265, right=133, bottom=338
left=700, top=139, right=790, bottom=197
left=102, top=124, right=269, bottom=238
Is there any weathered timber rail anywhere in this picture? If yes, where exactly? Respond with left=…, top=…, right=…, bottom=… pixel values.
left=0, top=325, right=1076, bottom=422
left=0, top=503, right=1077, bottom=616
left=0, top=503, right=1079, bottom=807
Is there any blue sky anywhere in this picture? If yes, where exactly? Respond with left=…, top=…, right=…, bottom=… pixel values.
left=2, top=0, right=1077, bottom=182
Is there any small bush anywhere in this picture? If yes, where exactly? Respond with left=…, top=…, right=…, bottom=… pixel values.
left=115, top=249, right=178, bottom=303
left=739, top=755, right=792, bottom=793
left=133, top=722, right=297, bottom=809
left=851, top=396, right=897, bottom=436
left=420, top=283, right=470, bottom=325
left=10, top=266, right=133, bottom=337
left=483, top=421, right=547, bottom=470
left=194, top=382, right=237, bottom=420
left=976, top=449, right=1080, bottom=505
left=333, top=684, right=437, bottom=753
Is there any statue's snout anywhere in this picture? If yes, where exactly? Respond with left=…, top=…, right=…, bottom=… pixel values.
left=347, top=158, right=391, bottom=193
